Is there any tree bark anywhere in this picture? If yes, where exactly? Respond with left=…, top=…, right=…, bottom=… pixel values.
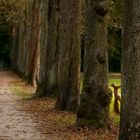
left=45, top=0, right=60, bottom=97
left=77, top=0, right=111, bottom=128
left=35, top=0, right=48, bottom=97
left=55, top=0, right=81, bottom=112
left=120, top=0, right=140, bottom=139
left=28, top=0, right=40, bottom=86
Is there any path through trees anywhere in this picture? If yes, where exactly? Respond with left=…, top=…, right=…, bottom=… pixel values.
left=0, top=71, right=118, bottom=139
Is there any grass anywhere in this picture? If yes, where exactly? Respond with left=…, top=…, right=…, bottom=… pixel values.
left=109, top=73, right=121, bottom=125
left=11, top=85, right=35, bottom=100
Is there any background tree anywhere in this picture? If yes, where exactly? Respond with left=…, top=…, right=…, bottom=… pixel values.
left=27, top=0, right=41, bottom=86
left=35, top=0, right=48, bottom=96
left=120, top=0, right=140, bottom=139
left=0, top=0, right=21, bottom=68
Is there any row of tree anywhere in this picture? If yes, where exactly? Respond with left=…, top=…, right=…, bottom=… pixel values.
left=9, top=0, right=140, bottom=140
left=11, top=0, right=111, bottom=125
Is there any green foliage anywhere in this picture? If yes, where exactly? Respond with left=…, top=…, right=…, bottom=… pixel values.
left=0, top=0, right=26, bottom=26
left=11, top=85, right=34, bottom=100
left=108, top=26, right=122, bottom=72
left=108, top=0, right=123, bottom=27
left=107, top=0, right=123, bottom=72
left=0, top=0, right=25, bottom=67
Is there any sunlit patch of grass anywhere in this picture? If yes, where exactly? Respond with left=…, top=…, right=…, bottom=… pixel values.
left=109, top=76, right=121, bottom=125
left=10, top=85, right=35, bottom=100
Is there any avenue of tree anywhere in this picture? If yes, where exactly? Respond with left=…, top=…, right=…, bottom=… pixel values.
left=0, top=0, right=140, bottom=139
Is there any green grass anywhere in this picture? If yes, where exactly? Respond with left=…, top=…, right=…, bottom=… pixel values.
left=109, top=78, right=121, bottom=125
left=10, top=85, right=35, bottom=100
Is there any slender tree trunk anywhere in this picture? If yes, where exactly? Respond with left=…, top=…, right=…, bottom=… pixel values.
left=120, top=0, right=140, bottom=139
left=34, top=0, right=48, bottom=96
left=55, top=0, right=81, bottom=112
left=11, top=25, right=20, bottom=71
left=77, top=0, right=111, bottom=127
left=24, top=0, right=33, bottom=78
left=28, top=0, right=41, bottom=86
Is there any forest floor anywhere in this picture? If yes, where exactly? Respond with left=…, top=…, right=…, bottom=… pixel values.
left=0, top=70, right=119, bottom=140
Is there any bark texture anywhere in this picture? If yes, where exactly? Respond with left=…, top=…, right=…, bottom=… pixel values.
left=77, top=0, right=111, bottom=127
left=55, top=0, right=81, bottom=112
left=35, top=0, right=60, bottom=97
left=45, top=0, right=60, bottom=97
left=35, top=0, right=48, bottom=97
left=28, top=0, right=41, bottom=86
left=11, top=0, right=40, bottom=87
left=120, top=0, right=140, bottom=139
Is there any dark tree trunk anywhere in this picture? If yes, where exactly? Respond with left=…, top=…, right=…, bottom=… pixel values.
left=45, top=0, right=60, bottom=97
left=55, top=0, right=81, bottom=112
left=77, top=0, right=111, bottom=128
left=11, top=25, right=20, bottom=71
left=35, top=0, right=60, bottom=97
left=120, top=0, right=140, bottom=139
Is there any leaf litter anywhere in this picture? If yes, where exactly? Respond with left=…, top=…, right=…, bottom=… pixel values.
left=0, top=71, right=119, bottom=140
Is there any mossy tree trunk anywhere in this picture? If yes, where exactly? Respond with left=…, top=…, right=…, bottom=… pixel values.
left=120, top=0, right=140, bottom=139
left=77, top=0, right=111, bottom=127
left=55, top=0, right=81, bottom=112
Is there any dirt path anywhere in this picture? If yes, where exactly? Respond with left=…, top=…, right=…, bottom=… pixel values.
left=0, top=71, right=119, bottom=140
left=0, top=71, right=50, bottom=140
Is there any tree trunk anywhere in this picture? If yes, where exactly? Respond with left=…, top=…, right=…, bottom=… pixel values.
left=55, top=0, right=81, bottom=112
left=24, top=0, right=33, bottom=78
left=35, top=0, right=48, bottom=97
left=45, top=0, right=60, bottom=97
left=11, top=25, right=20, bottom=71
left=28, top=0, right=41, bottom=86
left=77, top=0, right=111, bottom=128
left=120, top=0, right=140, bottom=139
left=36, top=0, right=60, bottom=97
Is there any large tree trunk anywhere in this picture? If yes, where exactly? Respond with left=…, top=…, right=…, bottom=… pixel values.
left=77, top=0, right=111, bottom=127
left=120, top=0, right=140, bottom=139
left=55, top=0, right=81, bottom=112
